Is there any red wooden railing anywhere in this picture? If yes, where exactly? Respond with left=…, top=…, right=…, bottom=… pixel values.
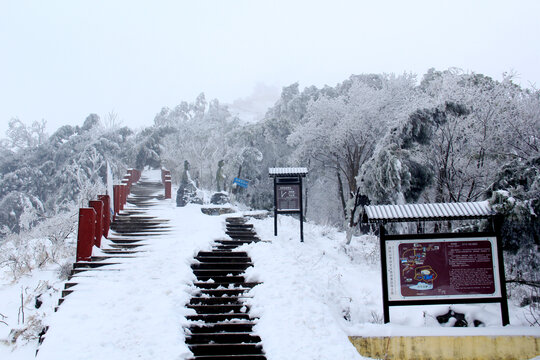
left=75, top=168, right=141, bottom=262
left=162, top=168, right=172, bottom=199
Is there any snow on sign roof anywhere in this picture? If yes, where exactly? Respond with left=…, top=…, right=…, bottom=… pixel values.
left=268, top=167, right=308, bottom=177
left=364, top=201, right=495, bottom=223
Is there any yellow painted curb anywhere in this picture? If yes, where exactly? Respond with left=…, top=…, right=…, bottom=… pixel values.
left=349, top=335, right=540, bottom=360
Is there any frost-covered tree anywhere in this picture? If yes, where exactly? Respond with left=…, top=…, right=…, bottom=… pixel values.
left=417, top=70, right=536, bottom=204
left=289, top=74, right=421, bottom=241
left=0, top=114, right=135, bottom=236
left=158, top=94, right=241, bottom=189
left=5, top=118, right=47, bottom=151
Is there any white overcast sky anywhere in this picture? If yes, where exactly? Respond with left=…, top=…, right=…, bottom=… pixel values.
left=1, top=0, right=539, bottom=136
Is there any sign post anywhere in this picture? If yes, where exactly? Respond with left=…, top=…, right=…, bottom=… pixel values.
left=269, top=168, right=308, bottom=242
left=233, top=177, right=249, bottom=189
left=363, top=202, right=509, bottom=326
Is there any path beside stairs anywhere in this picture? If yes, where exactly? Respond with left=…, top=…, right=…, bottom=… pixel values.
left=36, top=170, right=260, bottom=360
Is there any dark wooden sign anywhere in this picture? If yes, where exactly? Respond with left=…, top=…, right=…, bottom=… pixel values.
left=269, top=168, right=308, bottom=242
left=386, top=237, right=500, bottom=301
left=380, top=229, right=509, bottom=325
left=276, top=184, right=300, bottom=211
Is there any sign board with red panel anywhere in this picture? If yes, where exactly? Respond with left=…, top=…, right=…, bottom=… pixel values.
left=379, top=228, right=509, bottom=325
left=385, top=237, right=501, bottom=301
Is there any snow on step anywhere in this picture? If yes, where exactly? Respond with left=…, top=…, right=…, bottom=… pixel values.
left=36, top=171, right=227, bottom=360
left=185, top=217, right=266, bottom=360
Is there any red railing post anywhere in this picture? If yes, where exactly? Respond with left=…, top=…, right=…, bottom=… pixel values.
left=119, top=185, right=124, bottom=211
left=121, top=182, right=128, bottom=208
left=89, top=200, right=104, bottom=248
left=165, top=180, right=172, bottom=199
left=98, top=194, right=111, bottom=238
left=114, top=184, right=121, bottom=215
left=76, top=208, right=96, bottom=262
left=123, top=176, right=131, bottom=194
left=127, top=169, right=135, bottom=183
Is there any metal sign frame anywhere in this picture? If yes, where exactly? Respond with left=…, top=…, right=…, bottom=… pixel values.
left=379, top=223, right=510, bottom=325
left=273, top=176, right=304, bottom=241
left=269, top=168, right=307, bottom=242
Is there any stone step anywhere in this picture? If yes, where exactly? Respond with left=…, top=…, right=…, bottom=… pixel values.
left=189, top=297, right=250, bottom=305
left=91, top=255, right=136, bottom=261
left=225, top=230, right=257, bottom=236
left=115, top=210, right=147, bottom=215
left=107, top=239, right=144, bottom=244
left=193, top=269, right=247, bottom=277
left=225, top=217, right=248, bottom=225
left=196, top=288, right=252, bottom=297
left=188, top=343, right=264, bottom=356
left=72, top=262, right=120, bottom=269
left=214, top=245, right=241, bottom=251
left=112, top=217, right=165, bottom=222
left=226, top=223, right=254, bottom=228
left=64, top=282, right=77, bottom=289
left=111, top=219, right=164, bottom=224
left=193, top=282, right=260, bottom=289
left=70, top=268, right=122, bottom=275
left=110, top=230, right=167, bottom=235
left=111, top=220, right=166, bottom=225
left=101, top=249, right=139, bottom=255
left=110, top=226, right=170, bottom=232
left=188, top=355, right=266, bottom=360
left=187, top=304, right=250, bottom=314
left=216, top=240, right=258, bottom=245
left=194, top=275, right=246, bottom=282
left=225, top=230, right=257, bottom=235
left=187, top=313, right=252, bottom=322
left=186, top=332, right=261, bottom=344
left=191, top=262, right=252, bottom=270
left=225, top=228, right=254, bottom=234
left=188, top=322, right=256, bottom=334
left=197, top=252, right=248, bottom=257
left=195, top=256, right=251, bottom=264
left=108, top=243, right=145, bottom=249
left=183, top=216, right=265, bottom=360
left=110, top=224, right=169, bottom=230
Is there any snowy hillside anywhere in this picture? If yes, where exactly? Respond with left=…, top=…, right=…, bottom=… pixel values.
left=1, top=171, right=538, bottom=359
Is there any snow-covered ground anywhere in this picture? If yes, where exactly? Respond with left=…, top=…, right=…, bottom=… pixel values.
left=1, top=170, right=539, bottom=359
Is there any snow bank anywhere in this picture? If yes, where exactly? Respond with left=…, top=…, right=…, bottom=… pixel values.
left=240, top=215, right=380, bottom=360
left=239, top=215, right=540, bottom=359
left=1, top=176, right=539, bottom=359
left=35, top=201, right=229, bottom=360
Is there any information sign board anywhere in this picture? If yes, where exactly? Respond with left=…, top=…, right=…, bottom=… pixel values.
left=385, top=236, right=501, bottom=301
left=276, top=184, right=300, bottom=211
left=233, top=177, right=249, bottom=189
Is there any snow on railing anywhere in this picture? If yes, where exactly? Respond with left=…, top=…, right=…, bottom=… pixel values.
left=75, top=169, right=141, bottom=262
left=161, top=168, right=172, bottom=199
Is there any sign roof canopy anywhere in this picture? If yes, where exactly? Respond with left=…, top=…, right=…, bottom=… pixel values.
left=364, top=201, right=495, bottom=223
left=268, top=167, right=308, bottom=177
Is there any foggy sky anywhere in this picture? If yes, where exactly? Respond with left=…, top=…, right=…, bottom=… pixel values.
left=1, top=0, right=539, bottom=136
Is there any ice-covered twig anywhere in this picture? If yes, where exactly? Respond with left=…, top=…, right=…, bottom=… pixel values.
left=506, top=278, right=540, bottom=288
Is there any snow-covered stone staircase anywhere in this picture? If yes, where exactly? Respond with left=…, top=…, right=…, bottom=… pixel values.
left=38, top=177, right=173, bottom=352
left=55, top=179, right=170, bottom=310
left=185, top=217, right=267, bottom=359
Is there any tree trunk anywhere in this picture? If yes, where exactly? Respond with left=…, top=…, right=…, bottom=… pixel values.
left=345, top=225, right=354, bottom=245
left=337, top=169, right=347, bottom=219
